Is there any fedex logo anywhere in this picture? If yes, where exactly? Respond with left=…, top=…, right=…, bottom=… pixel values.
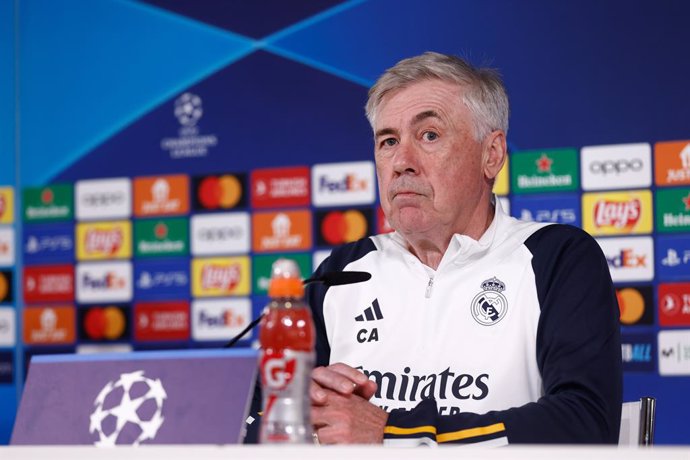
left=607, top=249, right=647, bottom=268
left=76, top=261, right=132, bottom=303
left=191, top=298, right=251, bottom=341
left=312, top=162, right=375, bottom=207
left=596, top=237, right=654, bottom=282
left=318, top=174, right=367, bottom=192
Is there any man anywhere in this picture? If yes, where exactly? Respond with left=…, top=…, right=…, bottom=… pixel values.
left=307, top=52, right=622, bottom=445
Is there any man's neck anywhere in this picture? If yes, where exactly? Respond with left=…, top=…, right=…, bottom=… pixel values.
left=401, top=204, right=496, bottom=270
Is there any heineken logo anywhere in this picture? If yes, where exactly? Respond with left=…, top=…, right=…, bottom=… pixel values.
left=536, top=154, right=553, bottom=173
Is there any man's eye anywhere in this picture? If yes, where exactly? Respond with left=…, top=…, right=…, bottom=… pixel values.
left=382, top=138, right=397, bottom=147
left=422, top=131, right=439, bottom=141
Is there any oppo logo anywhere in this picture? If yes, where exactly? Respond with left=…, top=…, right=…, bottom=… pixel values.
left=590, top=159, right=643, bottom=175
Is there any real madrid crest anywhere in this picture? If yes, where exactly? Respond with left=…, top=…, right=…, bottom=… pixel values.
left=471, top=277, right=508, bottom=326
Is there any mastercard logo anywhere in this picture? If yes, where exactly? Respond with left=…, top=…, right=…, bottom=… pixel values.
left=616, top=286, right=653, bottom=325
left=82, top=306, right=127, bottom=340
left=196, top=175, right=244, bottom=210
left=318, top=209, right=372, bottom=246
left=0, top=271, right=11, bottom=302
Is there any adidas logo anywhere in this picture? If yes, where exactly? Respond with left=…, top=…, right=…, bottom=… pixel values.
left=355, top=299, right=383, bottom=322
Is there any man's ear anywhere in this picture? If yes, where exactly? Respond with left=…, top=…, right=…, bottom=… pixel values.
left=483, top=130, right=507, bottom=180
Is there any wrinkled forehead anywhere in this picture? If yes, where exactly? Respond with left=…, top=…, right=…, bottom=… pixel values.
left=373, top=79, right=470, bottom=129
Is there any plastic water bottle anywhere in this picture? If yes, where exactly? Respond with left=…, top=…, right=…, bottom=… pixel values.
left=259, top=258, right=315, bottom=443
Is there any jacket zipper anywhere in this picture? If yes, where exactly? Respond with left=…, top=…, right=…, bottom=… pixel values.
left=425, top=276, right=434, bottom=298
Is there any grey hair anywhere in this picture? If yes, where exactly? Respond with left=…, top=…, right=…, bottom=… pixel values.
left=365, top=52, right=509, bottom=141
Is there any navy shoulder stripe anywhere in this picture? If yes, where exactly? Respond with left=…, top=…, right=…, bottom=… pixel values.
left=306, top=237, right=377, bottom=366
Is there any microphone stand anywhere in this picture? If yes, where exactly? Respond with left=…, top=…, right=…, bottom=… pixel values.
left=222, top=271, right=371, bottom=348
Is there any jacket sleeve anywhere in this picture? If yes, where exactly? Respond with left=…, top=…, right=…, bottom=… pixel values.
left=383, top=225, right=623, bottom=445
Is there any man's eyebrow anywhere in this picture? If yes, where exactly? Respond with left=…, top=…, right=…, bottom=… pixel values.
left=375, top=127, right=398, bottom=139
left=412, top=110, right=441, bottom=124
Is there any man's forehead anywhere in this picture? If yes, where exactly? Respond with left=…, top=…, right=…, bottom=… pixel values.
left=374, top=81, right=464, bottom=131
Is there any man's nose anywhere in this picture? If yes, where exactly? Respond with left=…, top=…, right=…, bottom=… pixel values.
left=392, top=141, right=419, bottom=175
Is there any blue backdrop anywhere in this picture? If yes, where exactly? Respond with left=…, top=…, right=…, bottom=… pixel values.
left=1, top=0, right=689, bottom=445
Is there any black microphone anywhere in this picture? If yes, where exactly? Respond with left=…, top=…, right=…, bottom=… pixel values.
left=223, top=271, right=371, bottom=348
left=304, top=271, right=371, bottom=286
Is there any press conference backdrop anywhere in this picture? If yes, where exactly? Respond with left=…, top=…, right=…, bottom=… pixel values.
left=1, top=0, right=689, bottom=446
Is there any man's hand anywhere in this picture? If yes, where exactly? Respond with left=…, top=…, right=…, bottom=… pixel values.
left=310, top=363, right=388, bottom=444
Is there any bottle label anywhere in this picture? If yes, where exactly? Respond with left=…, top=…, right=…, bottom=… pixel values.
left=260, top=348, right=314, bottom=443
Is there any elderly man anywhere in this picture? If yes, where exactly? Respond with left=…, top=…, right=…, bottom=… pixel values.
left=307, top=52, right=622, bottom=445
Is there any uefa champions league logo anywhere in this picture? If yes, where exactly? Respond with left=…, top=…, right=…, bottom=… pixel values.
left=89, top=370, right=167, bottom=446
left=174, top=92, right=203, bottom=127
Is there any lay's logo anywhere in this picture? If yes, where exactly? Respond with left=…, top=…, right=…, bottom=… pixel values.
left=192, top=257, right=250, bottom=297
left=593, top=199, right=640, bottom=230
left=583, top=191, right=652, bottom=235
left=76, top=221, right=131, bottom=260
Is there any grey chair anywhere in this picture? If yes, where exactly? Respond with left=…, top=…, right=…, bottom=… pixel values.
left=618, top=396, right=656, bottom=446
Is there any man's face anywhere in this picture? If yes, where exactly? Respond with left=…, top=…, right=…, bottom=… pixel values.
left=374, top=79, right=493, bottom=239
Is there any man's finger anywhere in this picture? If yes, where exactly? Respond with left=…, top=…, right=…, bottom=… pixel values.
left=312, top=366, right=358, bottom=394
left=310, top=381, right=328, bottom=405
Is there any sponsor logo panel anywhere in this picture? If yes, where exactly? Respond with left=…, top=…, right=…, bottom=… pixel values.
left=658, top=283, right=690, bottom=327
left=511, top=193, right=580, bottom=225
left=76, top=261, right=133, bottom=304
left=253, top=254, right=311, bottom=295
left=191, top=212, right=250, bottom=256
left=134, top=258, right=189, bottom=300
left=655, top=188, right=690, bottom=233
left=582, top=190, right=652, bottom=235
left=0, top=227, right=15, bottom=266
left=0, top=270, right=13, bottom=303
left=493, top=159, right=509, bottom=196
left=510, top=148, right=579, bottom=194
left=0, top=308, right=16, bottom=346
left=313, top=250, right=331, bottom=272
left=191, top=298, right=251, bottom=341
left=312, top=162, right=376, bottom=207
left=656, top=235, right=690, bottom=281
left=134, top=218, right=188, bottom=257
left=251, top=166, right=310, bottom=208
left=315, top=208, right=374, bottom=246
left=252, top=210, right=311, bottom=252
left=616, top=285, right=654, bottom=326
left=23, top=306, right=76, bottom=345
left=23, top=223, right=74, bottom=263
left=23, top=264, right=74, bottom=304
left=192, top=173, right=247, bottom=211
left=580, top=143, right=651, bottom=191
left=191, top=257, right=250, bottom=297
left=654, top=140, right=690, bottom=187
left=658, top=329, right=690, bottom=376
left=621, top=333, right=656, bottom=372
left=133, top=175, right=189, bottom=217
left=134, top=301, right=190, bottom=342
left=0, top=187, right=14, bottom=224
left=78, top=305, right=130, bottom=342
left=596, top=237, right=654, bottom=282
left=376, top=206, right=394, bottom=235
left=0, top=350, right=13, bottom=383
left=76, top=221, right=132, bottom=260
left=22, top=184, right=73, bottom=222
left=75, top=178, right=131, bottom=220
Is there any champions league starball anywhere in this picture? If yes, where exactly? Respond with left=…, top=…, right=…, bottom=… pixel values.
left=89, top=370, right=167, bottom=446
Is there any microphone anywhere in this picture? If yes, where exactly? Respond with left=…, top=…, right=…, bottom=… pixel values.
left=304, top=271, right=371, bottom=286
left=223, top=271, right=371, bottom=348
